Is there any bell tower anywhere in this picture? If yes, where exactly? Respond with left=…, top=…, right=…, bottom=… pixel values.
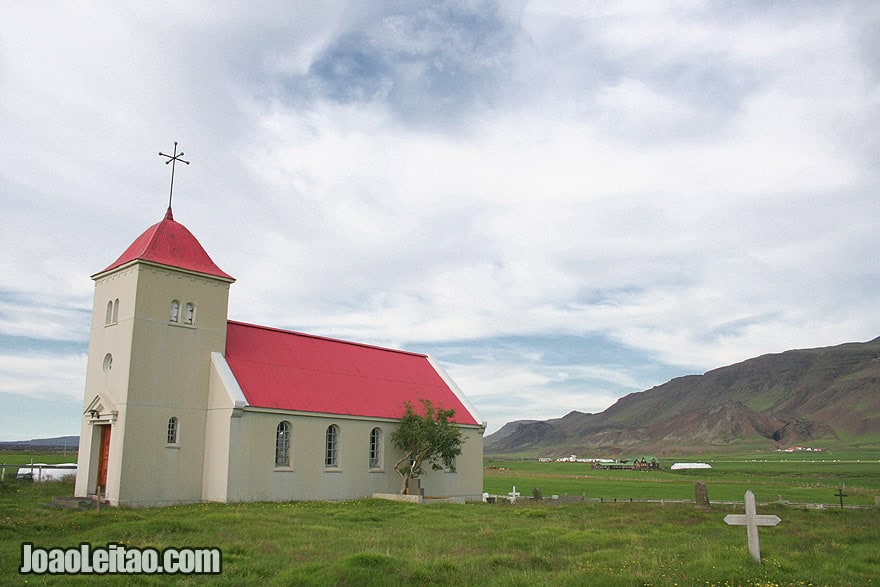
left=74, top=206, right=235, bottom=506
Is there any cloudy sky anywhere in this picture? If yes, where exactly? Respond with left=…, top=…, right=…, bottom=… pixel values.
left=1, top=2, right=878, bottom=441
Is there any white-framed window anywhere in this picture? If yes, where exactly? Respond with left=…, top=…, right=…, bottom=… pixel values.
left=105, top=299, right=119, bottom=325
left=369, top=427, right=382, bottom=469
left=325, top=425, right=339, bottom=468
left=170, top=300, right=180, bottom=323
left=275, top=421, right=291, bottom=467
left=167, top=417, right=179, bottom=445
left=184, top=302, right=195, bottom=325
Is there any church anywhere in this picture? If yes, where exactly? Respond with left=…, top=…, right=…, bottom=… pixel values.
left=74, top=205, right=485, bottom=507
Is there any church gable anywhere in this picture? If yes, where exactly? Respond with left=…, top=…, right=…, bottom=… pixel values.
left=83, top=394, right=118, bottom=422
left=224, top=321, right=480, bottom=426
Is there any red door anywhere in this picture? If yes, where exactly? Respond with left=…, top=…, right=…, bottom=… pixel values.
left=96, top=425, right=111, bottom=494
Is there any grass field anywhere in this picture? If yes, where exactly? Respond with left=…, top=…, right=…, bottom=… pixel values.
left=1, top=450, right=878, bottom=585
left=0, top=451, right=79, bottom=466
left=484, top=450, right=880, bottom=506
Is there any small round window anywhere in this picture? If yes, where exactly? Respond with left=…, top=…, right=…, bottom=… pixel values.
left=102, top=353, right=113, bottom=373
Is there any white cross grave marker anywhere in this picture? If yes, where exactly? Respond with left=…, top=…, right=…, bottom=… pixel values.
left=507, top=486, right=520, bottom=503
left=723, top=490, right=781, bottom=563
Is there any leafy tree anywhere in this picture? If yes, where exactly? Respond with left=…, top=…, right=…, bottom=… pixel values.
left=391, top=399, right=464, bottom=495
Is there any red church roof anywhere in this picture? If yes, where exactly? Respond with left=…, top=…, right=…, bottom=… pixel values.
left=224, top=321, right=480, bottom=425
left=94, top=208, right=234, bottom=281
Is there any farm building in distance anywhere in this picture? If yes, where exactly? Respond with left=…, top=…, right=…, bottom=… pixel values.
left=541, top=455, right=661, bottom=470
left=592, top=457, right=660, bottom=471
left=670, top=463, right=712, bottom=470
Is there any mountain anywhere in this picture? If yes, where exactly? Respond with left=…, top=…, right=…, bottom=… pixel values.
left=485, top=337, right=880, bottom=455
left=0, top=436, right=79, bottom=450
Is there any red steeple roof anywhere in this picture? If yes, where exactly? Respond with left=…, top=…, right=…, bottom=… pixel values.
left=94, top=207, right=234, bottom=281
left=224, top=321, right=480, bottom=425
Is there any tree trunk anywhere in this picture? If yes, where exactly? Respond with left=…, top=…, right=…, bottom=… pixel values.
left=395, top=454, right=420, bottom=495
left=395, top=455, right=412, bottom=495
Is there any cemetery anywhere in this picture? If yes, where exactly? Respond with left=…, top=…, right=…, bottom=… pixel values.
left=483, top=451, right=880, bottom=506
left=2, top=448, right=878, bottom=584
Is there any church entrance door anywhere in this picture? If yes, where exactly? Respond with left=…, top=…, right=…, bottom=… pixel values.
left=96, top=425, right=111, bottom=494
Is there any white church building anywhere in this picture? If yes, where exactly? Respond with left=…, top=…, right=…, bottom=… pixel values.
left=74, top=206, right=485, bottom=507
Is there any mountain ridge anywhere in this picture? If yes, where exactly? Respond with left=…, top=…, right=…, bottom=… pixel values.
left=484, top=337, right=880, bottom=455
left=0, top=436, right=79, bottom=449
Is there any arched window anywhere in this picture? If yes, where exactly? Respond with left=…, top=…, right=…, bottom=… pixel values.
left=112, top=298, right=119, bottom=323
left=275, top=421, right=291, bottom=467
left=169, top=300, right=180, bottom=322
left=325, top=425, right=339, bottom=468
left=369, top=427, right=382, bottom=469
left=105, top=301, right=113, bottom=325
left=167, top=417, right=178, bottom=444
left=184, top=302, right=195, bottom=325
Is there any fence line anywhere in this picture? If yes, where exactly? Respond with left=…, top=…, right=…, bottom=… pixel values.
left=0, top=463, right=78, bottom=482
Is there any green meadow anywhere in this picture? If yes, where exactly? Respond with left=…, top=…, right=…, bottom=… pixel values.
left=484, top=450, right=880, bottom=506
left=1, top=450, right=878, bottom=585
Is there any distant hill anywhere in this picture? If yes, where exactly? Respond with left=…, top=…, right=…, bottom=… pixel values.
left=0, top=436, right=79, bottom=450
left=485, top=337, right=880, bottom=456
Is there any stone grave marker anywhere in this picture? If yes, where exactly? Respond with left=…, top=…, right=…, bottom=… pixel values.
left=694, top=482, right=710, bottom=510
left=723, top=490, right=781, bottom=563
left=408, top=478, right=424, bottom=497
left=532, top=487, right=543, bottom=501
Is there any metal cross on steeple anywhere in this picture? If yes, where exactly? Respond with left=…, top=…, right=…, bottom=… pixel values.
left=158, top=142, right=190, bottom=209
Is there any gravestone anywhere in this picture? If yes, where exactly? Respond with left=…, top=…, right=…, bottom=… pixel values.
left=723, top=490, right=781, bottom=563
left=835, top=487, right=847, bottom=508
left=532, top=488, right=543, bottom=501
left=694, top=482, right=710, bottom=510
left=408, top=478, right=424, bottom=497
left=507, top=486, right=521, bottom=503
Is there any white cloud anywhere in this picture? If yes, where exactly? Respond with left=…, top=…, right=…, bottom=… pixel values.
left=0, top=353, right=86, bottom=400
left=448, top=361, right=626, bottom=433
left=1, top=1, right=879, bottom=439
